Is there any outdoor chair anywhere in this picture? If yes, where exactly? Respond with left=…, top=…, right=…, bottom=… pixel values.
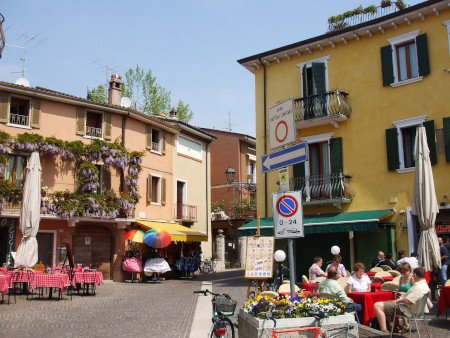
left=370, top=267, right=383, bottom=273
left=389, top=292, right=431, bottom=338
left=445, top=280, right=450, bottom=286
left=374, top=271, right=392, bottom=278
left=380, top=265, right=392, bottom=271
left=337, top=276, right=348, bottom=290
left=314, top=276, right=326, bottom=283
left=380, top=281, right=399, bottom=292
left=392, top=276, right=401, bottom=285
left=387, top=270, right=401, bottom=277
left=301, top=275, right=309, bottom=284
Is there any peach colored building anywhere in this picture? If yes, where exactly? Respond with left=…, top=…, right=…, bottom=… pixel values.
left=0, top=76, right=211, bottom=281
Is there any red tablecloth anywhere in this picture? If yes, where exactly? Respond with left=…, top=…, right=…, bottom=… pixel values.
left=348, top=291, right=395, bottom=326
left=73, top=271, right=104, bottom=285
left=371, top=282, right=383, bottom=292
left=0, top=275, right=10, bottom=295
left=366, top=272, right=376, bottom=277
left=301, top=282, right=319, bottom=292
left=437, top=286, right=450, bottom=316
left=29, top=273, right=70, bottom=291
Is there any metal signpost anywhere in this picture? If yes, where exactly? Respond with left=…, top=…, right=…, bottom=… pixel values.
left=272, top=191, right=304, bottom=297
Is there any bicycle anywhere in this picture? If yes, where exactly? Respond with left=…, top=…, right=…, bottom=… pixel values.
left=259, top=304, right=357, bottom=338
left=193, top=289, right=236, bottom=338
left=199, top=259, right=217, bottom=274
left=268, top=263, right=289, bottom=292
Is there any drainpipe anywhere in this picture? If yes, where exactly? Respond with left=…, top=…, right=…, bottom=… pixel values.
left=259, top=57, right=268, bottom=217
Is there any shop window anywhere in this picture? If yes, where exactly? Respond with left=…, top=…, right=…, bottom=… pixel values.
left=4, top=155, right=27, bottom=188
left=9, top=96, right=31, bottom=127
left=85, top=111, right=103, bottom=138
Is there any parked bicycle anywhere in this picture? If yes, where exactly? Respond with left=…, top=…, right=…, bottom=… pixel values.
left=199, top=259, right=217, bottom=274
left=268, top=263, right=289, bottom=292
left=259, top=304, right=357, bottom=338
left=193, top=289, right=236, bottom=338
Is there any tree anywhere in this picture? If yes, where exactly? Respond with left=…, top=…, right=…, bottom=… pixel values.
left=87, top=84, right=107, bottom=104
left=122, top=65, right=194, bottom=122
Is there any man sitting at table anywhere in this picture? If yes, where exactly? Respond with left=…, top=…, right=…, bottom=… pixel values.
left=346, top=262, right=371, bottom=293
left=370, top=251, right=385, bottom=268
left=319, top=266, right=362, bottom=318
left=308, top=256, right=327, bottom=282
left=375, top=253, right=397, bottom=270
left=373, top=267, right=430, bottom=334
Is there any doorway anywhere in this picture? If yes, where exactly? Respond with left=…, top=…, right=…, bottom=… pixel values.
left=36, top=232, right=55, bottom=266
left=176, top=181, right=186, bottom=219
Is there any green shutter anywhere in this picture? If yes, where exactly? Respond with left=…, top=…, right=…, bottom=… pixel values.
left=386, top=128, right=399, bottom=171
left=423, top=120, right=437, bottom=165
left=311, top=62, right=326, bottom=95
left=330, top=137, right=343, bottom=174
left=416, top=33, right=430, bottom=77
left=381, top=45, right=394, bottom=86
left=443, top=117, right=450, bottom=162
left=293, top=162, right=305, bottom=178
left=302, top=65, right=307, bottom=97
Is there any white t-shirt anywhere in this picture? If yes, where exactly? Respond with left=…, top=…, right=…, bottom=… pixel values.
left=346, top=274, right=371, bottom=292
left=397, top=257, right=419, bottom=269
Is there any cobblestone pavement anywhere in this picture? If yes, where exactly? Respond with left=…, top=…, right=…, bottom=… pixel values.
left=0, top=270, right=449, bottom=338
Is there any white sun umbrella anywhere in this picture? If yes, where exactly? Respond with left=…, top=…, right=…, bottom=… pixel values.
left=14, top=152, right=42, bottom=268
left=411, top=126, right=440, bottom=271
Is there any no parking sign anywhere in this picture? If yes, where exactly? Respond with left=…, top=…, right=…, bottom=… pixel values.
left=272, top=191, right=304, bottom=239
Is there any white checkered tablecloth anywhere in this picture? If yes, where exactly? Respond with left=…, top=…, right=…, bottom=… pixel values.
left=30, top=273, right=70, bottom=291
left=0, top=275, right=10, bottom=295
left=73, top=272, right=104, bottom=285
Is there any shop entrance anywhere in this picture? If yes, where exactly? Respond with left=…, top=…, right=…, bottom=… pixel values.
left=73, top=225, right=112, bottom=279
left=0, top=218, right=17, bottom=266
left=36, top=232, right=54, bottom=266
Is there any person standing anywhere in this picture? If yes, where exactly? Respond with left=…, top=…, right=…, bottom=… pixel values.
left=438, top=237, right=448, bottom=285
left=308, top=256, right=327, bottom=282
left=370, top=251, right=385, bottom=268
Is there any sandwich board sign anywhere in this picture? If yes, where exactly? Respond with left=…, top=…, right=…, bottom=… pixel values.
left=269, top=100, right=295, bottom=150
left=272, top=191, right=304, bottom=239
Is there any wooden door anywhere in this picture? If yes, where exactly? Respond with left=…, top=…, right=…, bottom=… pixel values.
left=177, top=181, right=184, bottom=219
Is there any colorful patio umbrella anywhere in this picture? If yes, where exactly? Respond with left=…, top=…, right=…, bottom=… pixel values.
left=144, top=229, right=172, bottom=248
left=123, top=229, right=144, bottom=243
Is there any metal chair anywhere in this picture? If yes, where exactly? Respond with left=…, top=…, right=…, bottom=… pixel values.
left=387, top=270, right=401, bottom=277
left=389, top=292, right=431, bottom=338
left=380, top=265, right=392, bottom=271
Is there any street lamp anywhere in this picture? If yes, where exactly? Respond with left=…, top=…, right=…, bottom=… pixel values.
left=224, top=165, right=256, bottom=192
left=273, top=250, right=286, bottom=288
left=225, top=165, right=236, bottom=183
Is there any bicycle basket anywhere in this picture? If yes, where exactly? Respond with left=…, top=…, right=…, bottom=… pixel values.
left=214, top=297, right=237, bottom=316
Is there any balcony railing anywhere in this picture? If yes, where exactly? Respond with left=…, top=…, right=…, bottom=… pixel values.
left=294, top=89, right=351, bottom=127
left=174, top=204, right=197, bottom=222
left=85, top=126, right=102, bottom=138
left=9, top=113, right=30, bottom=127
left=0, top=201, right=21, bottom=214
left=290, top=172, right=354, bottom=207
left=327, top=3, right=403, bottom=32
left=247, top=174, right=256, bottom=184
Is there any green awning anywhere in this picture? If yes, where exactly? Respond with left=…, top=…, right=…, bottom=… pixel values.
left=238, top=209, right=394, bottom=237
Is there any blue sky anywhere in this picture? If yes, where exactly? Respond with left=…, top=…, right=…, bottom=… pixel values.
left=0, top=0, right=423, bottom=135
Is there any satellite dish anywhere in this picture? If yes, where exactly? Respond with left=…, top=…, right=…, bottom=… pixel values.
left=120, top=97, right=131, bottom=108
left=15, top=77, right=30, bottom=87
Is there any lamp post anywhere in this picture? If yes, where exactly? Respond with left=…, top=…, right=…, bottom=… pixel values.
left=273, top=250, right=286, bottom=290
left=224, top=165, right=256, bottom=193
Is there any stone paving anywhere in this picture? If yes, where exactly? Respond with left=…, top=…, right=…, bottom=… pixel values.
left=0, top=270, right=449, bottom=338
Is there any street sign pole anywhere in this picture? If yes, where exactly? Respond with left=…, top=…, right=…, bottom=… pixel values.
left=287, top=238, right=296, bottom=298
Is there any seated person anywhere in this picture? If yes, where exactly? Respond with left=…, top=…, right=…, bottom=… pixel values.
left=375, top=253, right=397, bottom=270
left=308, top=256, right=327, bottom=282
left=346, top=262, right=371, bottom=293
left=371, top=251, right=385, bottom=268
left=374, top=267, right=430, bottom=334
left=326, top=255, right=347, bottom=277
left=396, top=252, right=419, bottom=270
left=398, top=262, right=415, bottom=293
left=319, top=266, right=362, bottom=318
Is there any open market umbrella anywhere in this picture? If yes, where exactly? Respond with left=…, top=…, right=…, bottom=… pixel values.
left=14, top=152, right=42, bottom=268
left=123, top=229, right=144, bottom=243
left=144, top=229, right=172, bottom=248
left=411, top=126, right=440, bottom=271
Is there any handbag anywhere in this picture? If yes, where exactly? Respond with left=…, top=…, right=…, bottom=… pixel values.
left=122, top=257, right=143, bottom=272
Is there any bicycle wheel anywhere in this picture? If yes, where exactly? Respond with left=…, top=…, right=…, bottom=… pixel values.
left=201, top=262, right=211, bottom=274
left=209, top=318, right=235, bottom=338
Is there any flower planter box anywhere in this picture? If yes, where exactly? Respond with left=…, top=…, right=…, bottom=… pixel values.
left=238, top=309, right=358, bottom=337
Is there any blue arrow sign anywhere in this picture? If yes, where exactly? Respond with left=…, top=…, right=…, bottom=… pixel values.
left=262, top=142, right=307, bottom=174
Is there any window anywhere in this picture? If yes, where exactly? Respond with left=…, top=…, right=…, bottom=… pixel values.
left=95, top=165, right=111, bottom=193
left=36, top=232, right=55, bottom=266
left=247, top=154, right=256, bottom=183
left=85, top=111, right=103, bottom=138
left=4, top=155, right=27, bottom=188
left=386, top=116, right=437, bottom=172
left=381, top=30, right=430, bottom=87
left=146, top=126, right=165, bottom=154
left=147, top=174, right=166, bottom=205
left=177, top=135, right=202, bottom=160
left=9, top=96, right=31, bottom=127
left=444, top=20, right=450, bottom=54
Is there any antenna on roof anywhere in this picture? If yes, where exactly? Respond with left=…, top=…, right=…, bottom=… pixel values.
left=226, top=111, right=234, bottom=131
left=84, top=59, right=125, bottom=84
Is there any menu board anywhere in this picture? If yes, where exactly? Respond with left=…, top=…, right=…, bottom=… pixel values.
left=244, top=236, right=274, bottom=279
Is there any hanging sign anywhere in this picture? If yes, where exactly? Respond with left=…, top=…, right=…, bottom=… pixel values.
left=272, top=191, right=304, bottom=239
left=269, top=100, right=296, bottom=150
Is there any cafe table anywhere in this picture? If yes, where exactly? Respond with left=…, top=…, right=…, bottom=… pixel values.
left=301, top=282, right=319, bottom=292
left=366, top=272, right=376, bottom=277
left=348, top=291, right=395, bottom=326
left=72, top=271, right=104, bottom=285
left=29, top=273, right=70, bottom=299
left=437, top=286, right=450, bottom=317
left=0, top=274, right=10, bottom=295
left=371, top=282, right=383, bottom=292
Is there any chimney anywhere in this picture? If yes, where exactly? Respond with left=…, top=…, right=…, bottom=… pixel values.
left=169, top=109, right=179, bottom=120
left=108, top=73, right=123, bottom=106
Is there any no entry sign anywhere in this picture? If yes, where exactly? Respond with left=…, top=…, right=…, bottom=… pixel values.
left=269, top=100, right=295, bottom=150
left=272, top=191, right=304, bottom=239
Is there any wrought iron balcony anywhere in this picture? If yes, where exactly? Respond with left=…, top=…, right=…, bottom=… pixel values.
left=9, top=113, right=30, bottom=127
left=294, top=89, right=351, bottom=129
left=174, top=204, right=198, bottom=222
left=247, top=174, right=256, bottom=184
left=290, top=172, right=354, bottom=208
left=85, top=126, right=103, bottom=138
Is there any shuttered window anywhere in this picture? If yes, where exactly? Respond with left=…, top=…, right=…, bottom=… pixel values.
left=301, top=60, right=328, bottom=119
left=147, top=174, right=166, bottom=205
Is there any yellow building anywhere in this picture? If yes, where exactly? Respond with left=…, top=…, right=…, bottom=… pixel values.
left=238, top=0, right=450, bottom=274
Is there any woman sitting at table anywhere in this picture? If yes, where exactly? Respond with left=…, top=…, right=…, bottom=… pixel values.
left=326, top=255, right=347, bottom=277
left=346, top=262, right=371, bottom=293
left=398, top=263, right=415, bottom=293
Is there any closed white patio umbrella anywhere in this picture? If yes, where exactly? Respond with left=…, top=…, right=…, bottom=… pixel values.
left=412, top=126, right=440, bottom=271
left=14, top=151, right=42, bottom=268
